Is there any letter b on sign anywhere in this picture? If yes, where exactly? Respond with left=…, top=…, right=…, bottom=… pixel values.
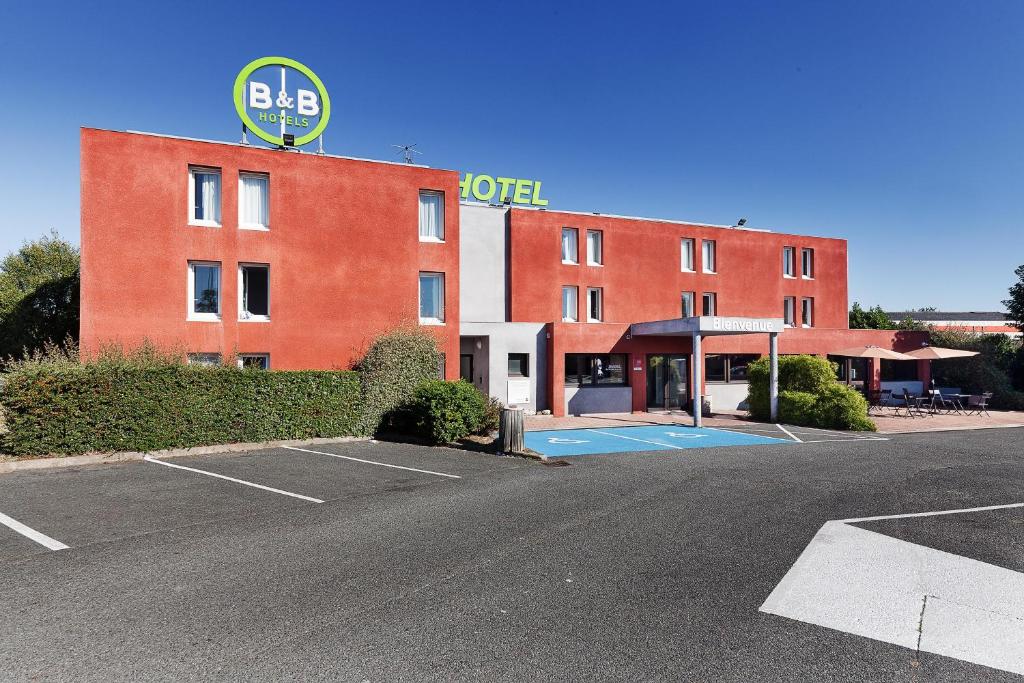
left=297, top=89, right=319, bottom=116
left=249, top=82, right=272, bottom=110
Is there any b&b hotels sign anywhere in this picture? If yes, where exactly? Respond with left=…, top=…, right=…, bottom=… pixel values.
left=234, top=56, right=331, bottom=147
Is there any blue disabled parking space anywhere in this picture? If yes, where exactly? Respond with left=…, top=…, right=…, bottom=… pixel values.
left=525, top=424, right=793, bottom=457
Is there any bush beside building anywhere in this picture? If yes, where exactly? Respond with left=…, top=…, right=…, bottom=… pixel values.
left=747, top=355, right=875, bottom=431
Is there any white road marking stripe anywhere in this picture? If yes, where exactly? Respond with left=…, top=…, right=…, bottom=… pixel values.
left=0, top=511, right=69, bottom=551
left=775, top=423, right=803, bottom=443
left=144, top=456, right=324, bottom=503
left=798, top=437, right=889, bottom=443
left=703, top=426, right=789, bottom=442
left=589, top=430, right=685, bottom=450
left=282, top=446, right=462, bottom=479
left=841, top=501, right=1024, bottom=524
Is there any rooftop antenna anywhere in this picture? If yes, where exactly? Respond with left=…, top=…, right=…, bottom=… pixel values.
left=734, top=218, right=747, bottom=228
left=392, top=143, right=421, bottom=164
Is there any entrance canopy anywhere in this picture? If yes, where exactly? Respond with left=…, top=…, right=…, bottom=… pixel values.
left=630, top=316, right=785, bottom=427
left=630, top=316, right=785, bottom=337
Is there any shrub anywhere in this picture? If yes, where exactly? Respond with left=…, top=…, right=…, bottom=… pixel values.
left=1, top=362, right=363, bottom=457
left=778, top=390, right=816, bottom=425
left=929, top=329, right=1024, bottom=410
left=747, top=354, right=875, bottom=431
left=399, top=380, right=486, bottom=444
left=478, top=392, right=503, bottom=435
left=356, top=327, right=441, bottom=435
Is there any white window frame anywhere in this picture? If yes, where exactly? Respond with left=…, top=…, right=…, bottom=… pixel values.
left=702, top=239, right=717, bottom=274
left=783, top=296, right=796, bottom=327
left=702, top=292, right=717, bottom=316
left=418, top=272, right=445, bottom=325
left=238, top=172, right=270, bottom=231
left=561, top=228, right=579, bottom=264
left=238, top=263, right=270, bottom=322
left=187, top=353, right=222, bottom=366
left=802, top=297, right=814, bottom=327
left=237, top=353, right=270, bottom=370
left=188, top=166, right=222, bottom=227
left=681, top=238, right=695, bottom=272
left=681, top=291, right=695, bottom=318
left=783, top=246, right=795, bottom=278
left=187, top=261, right=221, bottom=322
left=801, top=248, right=814, bottom=279
left=586, top=287, right=603, bottom=323
left=418, top=190, right=445, bottom=242
left=586, top=229, right=603, bottom=266
left=562, top=286, right=578, bottom=322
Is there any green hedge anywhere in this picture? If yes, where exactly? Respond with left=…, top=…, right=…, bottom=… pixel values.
left=747, top=354, right=876, bottom=431
left=394, top=380, right=487, bottom=444
left=1, top=366, right=363, bottom=456
left=357, top=328, right=442, bottom=434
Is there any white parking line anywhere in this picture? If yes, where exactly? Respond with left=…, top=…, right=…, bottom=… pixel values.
left=841, top=501, right=1024, bottom=524
left=282, top=446, right=462, bottom=479
left=589, top=430, right=684, bottom=450
left=0, top=511, right=69, bottom=551
left=144, top=456, right=324, bottom=503
left=775, top=424, right=803, bottom=443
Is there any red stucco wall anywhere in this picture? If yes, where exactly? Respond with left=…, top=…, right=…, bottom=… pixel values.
left=80, top=129, right=460, bottom=375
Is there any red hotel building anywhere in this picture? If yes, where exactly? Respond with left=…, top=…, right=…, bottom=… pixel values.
left=80, top=129, right=928, bottom=417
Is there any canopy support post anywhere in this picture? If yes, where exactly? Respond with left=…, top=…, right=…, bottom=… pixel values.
left=693, top=333, right=703, bottom=428
left=769, top=332, right=779, bottom=422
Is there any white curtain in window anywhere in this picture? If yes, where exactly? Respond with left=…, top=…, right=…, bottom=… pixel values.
left=587, top=231, right=602, bottom=264
left=561, top=229, right=577, bottom=262
left=195, top=172, right=221, bottom=223
left=419, top=193, right=443, bottom=239
left=562, top=286, right=577, bottom=321
left=682, top=292, right=693, bottom=317
left=241, top=175, right=268, bottom=227
left=702, top=240, right=715, bottom=272
left=681, top=239, right=694, bottom=271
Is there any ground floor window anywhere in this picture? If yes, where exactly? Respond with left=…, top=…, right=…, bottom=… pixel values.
left=238, top=354, right=269, bottom=370
left=564, top=353, right=627, bottom=387
left=508, top=353, right=529, bottom=377
left=881, top=359, right=918, bottom=381
left=705, top=354, right=758, bottom=383
left=187, top=353, right=221, bottom=366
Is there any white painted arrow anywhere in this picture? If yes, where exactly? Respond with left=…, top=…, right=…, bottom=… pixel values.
left=761, top=503, right=1024, bottom=676
left=663, top=432, right=707, bottom=439
left=547, top=437, right=589, bottom=444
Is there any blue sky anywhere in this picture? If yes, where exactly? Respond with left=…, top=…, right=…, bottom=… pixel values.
left=1, top=1, right=1021, bottom=310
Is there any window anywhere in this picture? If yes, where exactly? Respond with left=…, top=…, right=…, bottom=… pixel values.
left=564, top=353, right=627, bottom=387
left=187, top=353, right=221, bottom=366
left=238, top=354, right=269, bottom=370
left=681, top=291, right=695, bottom=318
left=706, top=354, right=759, bottom=383
left=587, top=287, right=603, bottom=322
left=188, top=261, right=221, bottom=321
left=418, top=191, right=444, bottom=241
left=802, top=248, right=814, bottom=279
left=508, top=353, right=529, bottom=377
left=783, top=246, right=795, bottom=277
left=881, top=359, right=918, bottom=382
left=802, top=297, right=814, bottom=327
left=189, top=167, right=221, bottom=226
left=239, top=173, right=269, bottom=229
left=783, top=296, right=796, bottom=326
left=238, top=264, right=270, bottom=321
left=702, top=239, right=716, bottom=273
left=586, top=230, right=603, bottom=265
left=681, top=238, right=695, bottom=272
left=419, top=272, right=444, bottom=323
left=561, top=228, right=578, bottom=264
left=702, top=292, right=717, bottom=316
left=562, top=286, right=578, bottom=322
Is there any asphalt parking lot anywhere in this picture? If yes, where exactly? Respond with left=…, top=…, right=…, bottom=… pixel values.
left=1, top=429, right=1022, bottom=681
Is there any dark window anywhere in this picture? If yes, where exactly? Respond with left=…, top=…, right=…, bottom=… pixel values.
left=240, top=265, right=269, bottom=318
left=706, top=354, right=758, bottom=383
left=881, top=359, right=917, bottom=382
left=508, top=353, right=529, bottom=377
left=240, top=355, right=269, bottom=370
left=564, top=353, right=628, bottom=387
left=705, top=354, right=726, bottom=382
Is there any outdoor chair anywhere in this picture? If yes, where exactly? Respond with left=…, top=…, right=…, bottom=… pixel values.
left=967, top=392, right=992, bottom=417
left=895, top=388, right=922, bottom=417
left=927, top=389, right=953, bottom=414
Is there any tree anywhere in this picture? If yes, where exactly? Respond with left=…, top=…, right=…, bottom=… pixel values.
left=849, top=302, right=895, bottom=330
left=896, top=314, right=927, bottom=331
left=1004, top=264, right=1024, bottom=333
left=0, top=232, right=80, bottom=360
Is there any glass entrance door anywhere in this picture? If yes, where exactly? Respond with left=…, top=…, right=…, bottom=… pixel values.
left=646, top=355, right=689, bottom=409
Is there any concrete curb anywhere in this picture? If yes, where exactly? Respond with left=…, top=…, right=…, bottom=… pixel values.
left=878, top=423, right=1024, bottom=435
left=0, top=436, right=372, bottom=474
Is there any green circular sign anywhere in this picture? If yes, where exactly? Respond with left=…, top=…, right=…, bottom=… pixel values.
left=233, top=56, right=331, bottom=147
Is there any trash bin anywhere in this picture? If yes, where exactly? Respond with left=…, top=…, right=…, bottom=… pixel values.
left=499, top=407, right=525, bottom=454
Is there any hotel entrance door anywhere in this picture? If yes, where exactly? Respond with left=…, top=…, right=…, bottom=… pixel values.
left=646, top=355, right=689, bottom=410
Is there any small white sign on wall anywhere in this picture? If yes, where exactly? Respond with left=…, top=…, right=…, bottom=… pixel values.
left=507, top=378, right=531, bottom=406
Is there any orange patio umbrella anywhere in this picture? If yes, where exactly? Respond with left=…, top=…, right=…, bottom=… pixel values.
left=903, top=346, right=980, bottom=360
left=828, top=345, right=917, bottom=361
